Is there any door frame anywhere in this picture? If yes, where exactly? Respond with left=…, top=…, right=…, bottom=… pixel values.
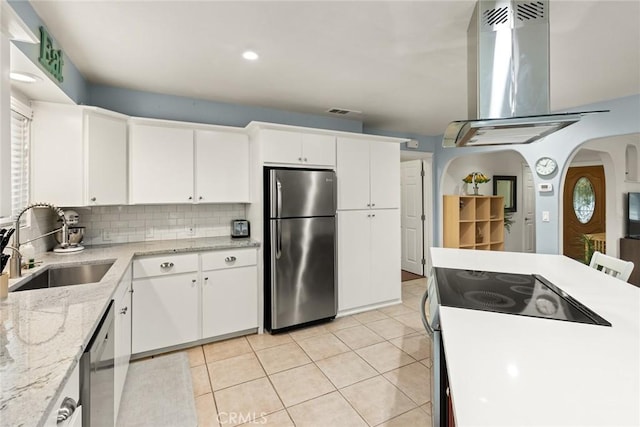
left=400, top=151, right=433, bottom=275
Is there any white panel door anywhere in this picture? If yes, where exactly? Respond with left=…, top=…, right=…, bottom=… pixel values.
left=113, top=264, right=132, bottom=420
left=130, top=124, right=194, bottom=204
left=132, top=273, right=199, bottom=354
left=371, top=209, right=401, bottom=303
left=86, top=112, right=128, bottom=205
left=195, top=130, right=249, bottom=203
left=261, top=129, right=302, bottom=164
left=202, top=266, right=258, bottom=338
left=338, top=210, right=372, bottom=312
left=302, top=133, right=336, bottom=167
left=522, top=164, right=536, bottom=253
left=401, top=160, right=424, bottom=275
left=337, top=137, right=370, bottom=210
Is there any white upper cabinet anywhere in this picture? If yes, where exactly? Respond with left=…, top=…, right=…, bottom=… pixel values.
left=261, top=128, right=336, bottom=167
left=31, top=102, right=128, bottom=207
left=337, top=137, right=400, bottom=210
left=130, top=120, right=250, bottom=204
left=130, top=123, right=194, bottom=204
left=195, top=130, right=250, bottom=203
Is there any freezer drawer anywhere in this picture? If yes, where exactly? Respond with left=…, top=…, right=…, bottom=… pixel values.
left=269, top=217, right=336, bottom=330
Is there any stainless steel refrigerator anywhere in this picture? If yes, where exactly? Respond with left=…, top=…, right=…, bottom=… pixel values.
left=264, top=168, right=337, bottom=332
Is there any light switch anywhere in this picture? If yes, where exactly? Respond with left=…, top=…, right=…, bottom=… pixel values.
left=542, top=211, right=550, bottom=222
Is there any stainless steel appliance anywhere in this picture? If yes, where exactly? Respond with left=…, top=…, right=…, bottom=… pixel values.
left=81, top=301, right=115, bottom=427
left=421, top=267, right=611, bottom=426
left=442, top=0, right=605, bottom=148
left=264, top=168, right=337, bottom=332
left=54, top=210, right=85, bottom=253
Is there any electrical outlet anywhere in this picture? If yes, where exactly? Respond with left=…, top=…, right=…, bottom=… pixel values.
left=102, top=229, right=112, bottom=241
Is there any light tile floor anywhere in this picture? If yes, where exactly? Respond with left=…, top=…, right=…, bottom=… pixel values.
left=181, top=278, right=431, bottom=427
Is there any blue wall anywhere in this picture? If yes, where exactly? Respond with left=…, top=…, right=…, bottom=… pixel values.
left=89, top=84, right=363, bottom=133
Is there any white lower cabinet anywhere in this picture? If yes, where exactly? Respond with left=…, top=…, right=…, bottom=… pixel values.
left=132, top=249, right=258, bottom=355
left=202, top=249, right=258, bottom=338
left=338, top=209, right=401, bottom=313
left=114, top=264, right=132, bottom=420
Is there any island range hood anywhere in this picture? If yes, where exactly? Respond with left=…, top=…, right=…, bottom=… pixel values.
left=443, top=0, right=604, bottom=148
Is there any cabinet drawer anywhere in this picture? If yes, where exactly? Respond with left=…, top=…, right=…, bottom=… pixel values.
left=133, top=253, right=198, bottom=278
left=201, top=248, right=257, bottom=271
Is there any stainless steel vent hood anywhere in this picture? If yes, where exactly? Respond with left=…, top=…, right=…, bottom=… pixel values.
left=443, top=0, right=604, bottom=148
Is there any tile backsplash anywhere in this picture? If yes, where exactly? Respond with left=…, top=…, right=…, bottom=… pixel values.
left=68, top=204, right=247, bottom=246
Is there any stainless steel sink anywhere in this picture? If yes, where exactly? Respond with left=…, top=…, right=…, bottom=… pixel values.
left=12, top=261, right=114, bottom=292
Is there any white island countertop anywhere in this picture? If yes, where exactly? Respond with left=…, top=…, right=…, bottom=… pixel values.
left=0, top=237, right=259, bottom=427
left=430, top=248, right=640, bottom=427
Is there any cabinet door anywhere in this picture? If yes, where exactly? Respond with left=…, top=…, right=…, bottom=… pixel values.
left=86, top=112, right=128, bottom=205
left=337, top=210, right=372, bottom=312
left=337, top=137, right=371, bottom=210
left=370, top=141, right=400, bottom=209
left=370, top=209, right=401, bottom=304
left=132, top=273, right=199, bottom=354
left=195, top=130, right=250, bottom=203
left=202, top=266, right=258, bottom=338
left=130, top=124, right=194, bottom=204
left=261, top=129, right=302, bottom=164
left=114, top=264, right=132, bottom=420
left=302, top=133, right=336, bottom=167
left=31, top=103, right=84, bottom=206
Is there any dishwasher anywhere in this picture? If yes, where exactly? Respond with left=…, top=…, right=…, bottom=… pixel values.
left=81, top=300, right=115, bottom=427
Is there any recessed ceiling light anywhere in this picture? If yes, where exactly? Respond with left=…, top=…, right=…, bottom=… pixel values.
left=242, top=50, right=259, bottom=61
left=10, top=72, right=42, bottom=83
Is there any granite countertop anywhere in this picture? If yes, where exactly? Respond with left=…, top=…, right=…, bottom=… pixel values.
left=430, top=248, right=640, bottom=426
left=0, top=237, right=259, bottom=427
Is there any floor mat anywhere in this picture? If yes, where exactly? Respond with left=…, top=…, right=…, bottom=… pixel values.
left=117, top=352, right=197, bottom=427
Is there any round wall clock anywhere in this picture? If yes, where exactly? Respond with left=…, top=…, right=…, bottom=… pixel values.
left=535, top=157, right=557, bottom=177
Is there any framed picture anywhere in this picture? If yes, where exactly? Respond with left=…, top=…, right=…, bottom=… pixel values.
left=493, top=175, right=517, bottom=213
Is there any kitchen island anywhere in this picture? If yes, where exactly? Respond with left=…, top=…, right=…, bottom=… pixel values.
left=430, top=248, right=640, bottom=426
left=0, top=237, right=258, bottom=427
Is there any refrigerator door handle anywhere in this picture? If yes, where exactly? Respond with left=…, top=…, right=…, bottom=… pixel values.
left=276, top=219, right=282, bottom=259
left=276, top=178, right=283, bottom=218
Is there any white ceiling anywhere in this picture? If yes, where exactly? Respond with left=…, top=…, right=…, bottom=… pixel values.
left=22, top=1, right=640, bottom=136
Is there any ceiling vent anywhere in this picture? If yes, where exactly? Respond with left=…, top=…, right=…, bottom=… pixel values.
left=327, top=108, right=362, bottom=116
left=442, top=0, right=605, bottom=148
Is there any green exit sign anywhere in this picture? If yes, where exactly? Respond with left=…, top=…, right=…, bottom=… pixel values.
left=38, top=26, right=64, bottom=83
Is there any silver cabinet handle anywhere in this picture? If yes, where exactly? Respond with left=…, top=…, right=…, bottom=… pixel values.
left=225, top=256, right=237, bottom=262
left=366, top=203, right=371, bottom=207
left=120, top=307, right=128, bottom=315
left=204, top=277, right=209, bottom=281
left=57, top=397, right=77, bottom=423
left=303, top=157, right=308, bottom=162
left=91, top=197, right=96, bottom=202
left=199, top=196, right=203, bottom=200
left=371, top=214, right=376, bottom=217
left=298, top=157, right=302, bottom=161
left=371, top=203, right=376, bottom=207
left=188, top=196, right=193, bottom=200
left=191, top=279, right=197, bottom=284
left=160, top=262, right=174, bottom=269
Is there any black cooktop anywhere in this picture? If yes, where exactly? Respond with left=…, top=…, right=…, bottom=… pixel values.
left=433, top=267, right=611, bottom=326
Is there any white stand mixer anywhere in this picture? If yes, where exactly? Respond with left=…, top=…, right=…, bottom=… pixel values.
left=54, top=210, right=85, bottom=253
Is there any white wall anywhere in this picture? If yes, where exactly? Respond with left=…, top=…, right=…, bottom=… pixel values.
left=442, top=150, right=526, bottom=252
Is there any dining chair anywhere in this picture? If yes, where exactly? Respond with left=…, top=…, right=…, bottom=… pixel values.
left=589, top=251, right=634, bottom=282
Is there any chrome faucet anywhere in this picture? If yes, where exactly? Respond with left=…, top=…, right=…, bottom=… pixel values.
left=9, top=202, right=68, bottom=279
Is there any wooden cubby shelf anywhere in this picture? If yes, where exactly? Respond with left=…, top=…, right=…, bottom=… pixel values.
left=443, top=195, right=505, bottom=251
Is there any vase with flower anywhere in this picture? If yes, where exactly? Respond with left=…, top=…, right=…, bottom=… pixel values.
left=462, top=172, right=491, bottom=195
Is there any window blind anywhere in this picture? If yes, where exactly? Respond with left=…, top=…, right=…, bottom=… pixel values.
left=10, top=109, right=30, bottom=224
